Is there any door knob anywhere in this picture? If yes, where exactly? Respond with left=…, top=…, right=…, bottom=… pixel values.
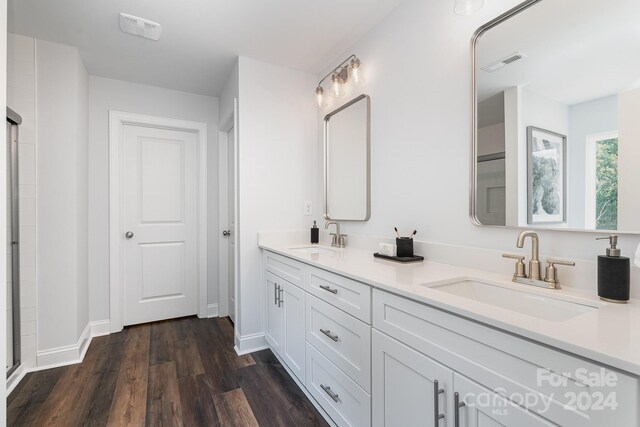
left=222, top=230, right=231, bottom=237
left=125, top=231, right=134, bottom=239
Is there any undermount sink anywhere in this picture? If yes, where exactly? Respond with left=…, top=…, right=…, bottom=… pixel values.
left=430, top=280, right=599, bottom=322
left=288, top=245, right=337, bottom=255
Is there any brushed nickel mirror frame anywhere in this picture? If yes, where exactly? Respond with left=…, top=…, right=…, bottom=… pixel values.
left=324, top=94, right=371, bottom=221
left=470, top=0, right=639, bottom=235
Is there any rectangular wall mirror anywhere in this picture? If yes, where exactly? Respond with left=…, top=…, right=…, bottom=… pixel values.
left=471, top=0, right=640, bottom=233
left=324, top=94, right=371, bottom=221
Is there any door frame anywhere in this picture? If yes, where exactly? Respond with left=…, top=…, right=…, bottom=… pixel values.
left=108, top=110, right=208, bottom=332
left=217, top=99, right=239, bottom=319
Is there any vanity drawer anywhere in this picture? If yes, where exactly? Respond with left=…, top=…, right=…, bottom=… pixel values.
left=306, top=343, right=371, bottom=427
left=305, top=265, right=371, bottom=323
left=373, top=290, right=639, bottom=427
left=264, top=251, right=305, bottom=288
left=306, top=294, right=371, bottom=392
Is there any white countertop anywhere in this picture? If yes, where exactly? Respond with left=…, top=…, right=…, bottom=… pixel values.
left=259, top=240, right=640, bottom=377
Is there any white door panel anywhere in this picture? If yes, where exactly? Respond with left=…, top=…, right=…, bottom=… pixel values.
left=123, top=125, right=198, bottom=326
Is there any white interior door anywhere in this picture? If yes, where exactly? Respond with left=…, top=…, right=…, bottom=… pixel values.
left=227, top=127, right=236, bottom=323
left=122, top=124, right=198, bottom=326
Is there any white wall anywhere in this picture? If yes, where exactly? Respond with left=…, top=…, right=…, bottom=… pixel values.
left=477, top=123, right=504, bottom=156
left=0, top=0, right=8, bottom=418
left=6, top=34, right=37, bottom=370
left=235, top=57, right=319, bottom=348
left=76, top=46, right=89, bottom=339
left=36, top=39, right=89, bottom=352
left=220, top=60, right=239, bottom=124
left=568, top=95, right=618, bottom=229
left=88, top=77, right=220, bottom=322
left=316, top=0, right=640, bottom=297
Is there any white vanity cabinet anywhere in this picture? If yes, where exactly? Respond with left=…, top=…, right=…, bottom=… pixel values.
left=372, top=289, right=639, bottom=427
left=262, top=249, right=640, bottom=427
left=372, top=329, right=454, bottom=426
left=265, top=270, right=284, bottom=354
left=372, top=327, right=555, bottom=427
left=263, top=250, right=372, bottom=427
left=264, top=256, right=306, bottom=383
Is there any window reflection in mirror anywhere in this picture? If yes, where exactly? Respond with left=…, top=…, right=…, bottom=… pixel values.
left=473, top=0, right=640, bottom=233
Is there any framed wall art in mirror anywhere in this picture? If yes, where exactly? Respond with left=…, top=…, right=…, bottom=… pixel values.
left=527, top=126, right=566, bottom=225
left=471, top=0, right=640, bottom=234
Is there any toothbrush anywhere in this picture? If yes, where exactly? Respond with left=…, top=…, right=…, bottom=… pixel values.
left=394, top=227, right=400, bottom=238
left=409, top=230, right=417, bottom=239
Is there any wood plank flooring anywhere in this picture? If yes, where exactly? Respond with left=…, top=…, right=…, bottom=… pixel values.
left=8, top=317, right=330, bottom=427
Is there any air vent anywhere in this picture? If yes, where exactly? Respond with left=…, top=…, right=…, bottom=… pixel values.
left=481, top=52, right=526, bottom=73
left=119, top=13, right=162, bottom=41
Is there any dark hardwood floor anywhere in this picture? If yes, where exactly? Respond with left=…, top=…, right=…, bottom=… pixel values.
left=8, top=317, right=329, bottom=427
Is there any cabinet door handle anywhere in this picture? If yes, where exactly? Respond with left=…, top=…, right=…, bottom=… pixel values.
left=454, top=392, right=466, bottom=427
left=274, top=283, right=279, bottom=305
left=319, top=284, right=338, bottom=294
left=434, top=380, right=445, bottom=426
left=278, top=286, right=283, bottom=307
left=320, top=329, right=339, bottom=342
left=320, top=384, right=340, bottom=402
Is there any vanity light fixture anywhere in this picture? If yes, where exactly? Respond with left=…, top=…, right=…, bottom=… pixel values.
left=454, top=0, right=484, bottom=16
left=331, top=73, right=344, bottom=98
left=315, top=54, right=363, bottom=107
left=315, top=86, right=324, bottom=107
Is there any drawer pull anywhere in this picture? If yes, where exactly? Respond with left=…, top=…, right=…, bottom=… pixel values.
left=434, top=380, right=445, bottom=426
left=454, top=392, right=466, bottom=427
left=320, top=328, right=339, bottom=342
left=319, top=284, right=338, bottom=294
left=320, top=384, right=340, bottom=402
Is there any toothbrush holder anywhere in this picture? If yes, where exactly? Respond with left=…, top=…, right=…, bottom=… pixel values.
left=396, top=237, right=414, bottom=258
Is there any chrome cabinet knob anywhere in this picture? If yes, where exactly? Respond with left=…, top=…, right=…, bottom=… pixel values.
left=222, top=230, right=231, bottom=237
left=125, top=231, right=134, bottom=239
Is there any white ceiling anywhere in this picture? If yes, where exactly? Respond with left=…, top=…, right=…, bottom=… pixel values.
left=476, top=0, right=640, bottom=106
left=8, top=0, right=405, bottom=96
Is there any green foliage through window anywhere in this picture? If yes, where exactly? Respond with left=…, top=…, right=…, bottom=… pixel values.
left=595, top=138, right=618, bottom=230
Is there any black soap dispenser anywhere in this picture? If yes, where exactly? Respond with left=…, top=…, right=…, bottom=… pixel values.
left=310, top=221, right=319, bottom=244
left=596, top=235, right=630, bottom=303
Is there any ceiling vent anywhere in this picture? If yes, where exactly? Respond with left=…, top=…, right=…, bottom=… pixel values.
left=481, top=52, right=526, bottom=73
left=119, top=13, right=162, bottom=41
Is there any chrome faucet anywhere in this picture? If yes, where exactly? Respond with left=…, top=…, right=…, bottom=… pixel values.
left=503, top=231, right=575, bottom=289
left=516, top=231, right=541, bottom=280
left=325, top=221, right=346, bottom=248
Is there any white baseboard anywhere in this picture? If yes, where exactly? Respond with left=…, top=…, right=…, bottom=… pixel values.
left=6, top=364, right=28, bottom=395
left=35, top=320, right=111, bottom=370
left=234, top=331, right=268, bottom=355
left=90, top=319, right=111, bottom=337
left=207, top=303, right=219, bottom=318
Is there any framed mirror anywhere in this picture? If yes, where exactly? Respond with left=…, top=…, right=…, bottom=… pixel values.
left=324, top=94, right=371, bottom=221
left=471, top=0, right=640, bottom=233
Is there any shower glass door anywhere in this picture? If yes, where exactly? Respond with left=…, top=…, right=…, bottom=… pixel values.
left=6, top=113, right=21, bottom=377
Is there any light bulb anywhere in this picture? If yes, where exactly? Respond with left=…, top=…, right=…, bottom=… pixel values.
left=350, top=58, right=363, bottom=85
left=331, top=73, right=344, bottom=98
left=315, top=86, right=324, bottom=108
left=454, top=0, right=484, bottom=15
